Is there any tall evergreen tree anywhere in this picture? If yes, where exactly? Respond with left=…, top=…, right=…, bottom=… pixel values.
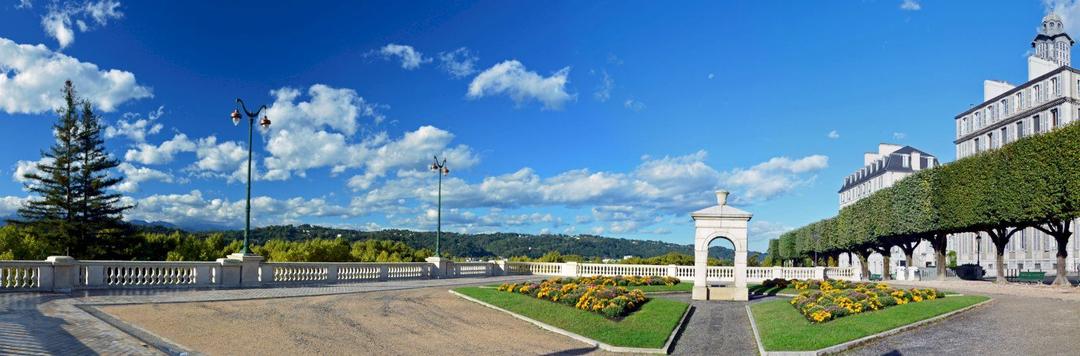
left=14, top=81, right=82, bottom=255
left=74, top=97, right=133, bottom=258
left=13, top=81, right=132, bottom=258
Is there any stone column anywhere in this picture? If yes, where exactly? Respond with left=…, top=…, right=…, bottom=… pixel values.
left=666, top=264, right=678, bottom=278
left=46, top=256, right=77, bottom=293
left=692, top=247, right=709, bottom=300
left=814, top=266, right=826, bottom=280
left=495, top=260, right=508, bottom=276
left=226, top=253, right=264, bottom=287
left=733, top=249, right=749, bottom=301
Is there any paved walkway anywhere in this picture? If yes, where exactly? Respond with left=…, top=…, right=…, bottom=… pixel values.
left=0, top=276, right=538, bottom=355
left=844, top=281, right=1080, bottom=356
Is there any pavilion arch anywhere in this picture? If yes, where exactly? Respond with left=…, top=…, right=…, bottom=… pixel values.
left=692, top=191, right=751, bottom=301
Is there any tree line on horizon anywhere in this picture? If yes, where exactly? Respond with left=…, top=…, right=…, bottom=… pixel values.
left=767, top=120, right=1080, bottom=286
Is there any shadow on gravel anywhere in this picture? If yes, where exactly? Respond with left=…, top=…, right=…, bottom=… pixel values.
left=666, top=305, right=696, bottom=351
left=543, top=346, right=599, bottom=355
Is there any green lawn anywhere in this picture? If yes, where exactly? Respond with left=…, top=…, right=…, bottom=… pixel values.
left=454, top=286, right=689, bottom=348
left=750, top=295, right=988, bottom=351
left=747, top=283, right=799, bottom=296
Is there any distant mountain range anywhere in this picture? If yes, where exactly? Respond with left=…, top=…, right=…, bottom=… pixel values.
left=190, top=224, right=765, bottom=260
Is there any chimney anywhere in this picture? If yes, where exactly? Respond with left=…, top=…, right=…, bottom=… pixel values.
left=716, top=190, right=729, bottom=206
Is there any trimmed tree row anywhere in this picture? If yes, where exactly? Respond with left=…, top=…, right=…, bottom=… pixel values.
left=770, top=121, right=1080, bottom=286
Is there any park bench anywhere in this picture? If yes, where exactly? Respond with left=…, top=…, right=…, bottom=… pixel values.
left=1015, top=271, right=1045, bottom=284
left=870, top=274, right=882, bottom=281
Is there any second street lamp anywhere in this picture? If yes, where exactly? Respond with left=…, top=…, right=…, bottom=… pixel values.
left=230, top=98, right=271, bottom=255
left=431, top=156, right=449, bottom=257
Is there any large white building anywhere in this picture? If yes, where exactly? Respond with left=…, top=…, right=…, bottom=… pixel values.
left=838, top=143, right=939, bottom=276
left=948, top=13, right=1080, bottom=276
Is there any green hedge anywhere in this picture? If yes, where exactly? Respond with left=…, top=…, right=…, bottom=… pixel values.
left=772, top=122, right=1080, bottom=278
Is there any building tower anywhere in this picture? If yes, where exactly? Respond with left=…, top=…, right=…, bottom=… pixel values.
left=1032, top=13, right=1074, bottom=68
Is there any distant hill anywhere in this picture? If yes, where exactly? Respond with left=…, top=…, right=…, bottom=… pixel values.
left=194, top=224, right=764, bottom=260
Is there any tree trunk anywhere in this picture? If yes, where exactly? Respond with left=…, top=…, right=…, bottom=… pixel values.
left=994, top=246, right=1007, bottom=284
left=857, top=252, right=871, bottom=281
left=881, top=254, right=891, bottom=281
left=928, top=234, right=948, bottom=281
left=936, top=249, right=947, bottom=281
left=1053, top=233, right=1070, bottom=287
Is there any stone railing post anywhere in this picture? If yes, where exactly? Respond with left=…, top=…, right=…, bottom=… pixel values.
left=226, top=253, right=264, bottom=287
left=84, top=264, right=105, bottom=288
left=46, top=256, right=77, bottom=292
left=667, top=264, right=678, bottom=277
left=216, top=258, right=242, bottom=288
left=772, top=266, right=782, bottom=280
left=326, top=265, right=339, bottom=283
left=495, top=260, right=508, bottom=276
left=814, top=266, right=826, bottom=280
left=259, top=264, right=274, bottom=284
left=561, top=262, right=579, bottom=277
left=194, top=265, right=213, bottom=286
left=378, top=265, right=390, bottom=281
left=426, top=257, right=448, bottom=279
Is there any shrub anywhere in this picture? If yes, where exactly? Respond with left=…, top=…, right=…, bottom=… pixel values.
left=496, top=276, right=654, bottom=318
left=788, top=280, right=943, bottom=323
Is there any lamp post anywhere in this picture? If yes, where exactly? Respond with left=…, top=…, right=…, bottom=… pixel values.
left=230, top=99, right=271, bottom=255
left=976, top=234, right=982, bottom=266
left=430, top=155, right=449, bottom=257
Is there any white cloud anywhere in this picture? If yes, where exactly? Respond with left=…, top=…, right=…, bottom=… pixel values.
left=115, top=162, right=172, bottom=192
left=899, top=0, right=921, bottom=11
left=467, top=60, right=574, bottom=110
left=707, top=73, right=715, bottom=80
left=723, top=155, right=829, bottom=202
left=749, top=220, right=793, bottom=243
left=893, top=132, right=907, bottom=140
left=0, top=196, right=27, bottom=216
left=594, top=70, right=613, bottom=102
left=624, top=98, right=645, bottom=112
left=106, top=106, right=164, bottom=142
left=39, top=0, right=123, bottom=49
left=124, top=133, right=196, bottom=165
left=12, top=158, right=50, bottom=184
left=125, top=190, right=355, bottom=228
left=438, top=47, right=478, bottom=78
left=827, top=130, right=840, bottom=139
left=377, top=43, right=430, bottom=70
left=16, top=0, right=32, bottom=9
left=346, top=125, right=478, bottom=190
left=0, top=37, right=152, bottom=114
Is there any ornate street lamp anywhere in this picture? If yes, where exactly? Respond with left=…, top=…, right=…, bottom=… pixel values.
left=230, top=99, right=271, bottom=255
left=430, top=155, right=449, bottom=257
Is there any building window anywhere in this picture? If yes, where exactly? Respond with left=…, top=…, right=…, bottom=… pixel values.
left=1035, top=85, right=1041, bottom=102
left=1052, top=77, right=1060, bottom=96
left=1035, top=115, right=1042, bottom=133
left=988, top=132, right=995, bottom=149
left=1017, top=121, right=1025, bottom=139
left=974, top=137, right=981, bottom=153
left=1001, top=127, right=1008, bottom=144
left=902, top=155, right=910, bottom=167
left=1052, top=109, right=1060, bottom=128
left=1001, top=99, right=1008, bottom=115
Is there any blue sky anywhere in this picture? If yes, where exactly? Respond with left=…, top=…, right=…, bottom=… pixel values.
left=0, top=0, right=1071, bottom=252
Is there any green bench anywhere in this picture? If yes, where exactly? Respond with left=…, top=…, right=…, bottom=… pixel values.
left=1016, top=271, right=1046, bottom=283
left=870, top=274, right=882, bottom=281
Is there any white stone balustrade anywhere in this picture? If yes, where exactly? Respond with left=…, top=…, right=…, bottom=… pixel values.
left=0, top=257, right=858, bottom=293
left=0, top=261, right=50, bottom=291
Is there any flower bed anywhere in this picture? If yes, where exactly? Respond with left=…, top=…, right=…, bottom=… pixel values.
left=788, top=280, right=944, bottom=323
left=496, top=276, right=677, bottom=318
